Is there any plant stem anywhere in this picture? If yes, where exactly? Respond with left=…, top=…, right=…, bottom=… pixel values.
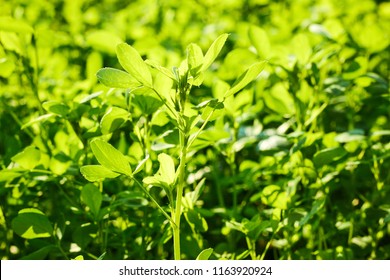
left=173, top=129, right=188, bottom=260
left=133, top=178, right=175, bottom=226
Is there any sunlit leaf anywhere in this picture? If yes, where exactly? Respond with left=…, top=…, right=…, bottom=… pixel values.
left=248, top=25, right=271, bottom=58
left=158, top=153, right=176, bottom=186
left=42, top=101, right=70, bottom=116
left=261, top=185, right=289, bottom=210
left=184, top=209, right=208, bottom=232
left=100, top=106, right=129, bottom=134
left=145, top=59, right=176, bottom=80
left=12, top=208, right=53, bottom=239
left=0, top=16, right=34, bottom=33
left=11, top=146, right=41, bottom=170
left=97, top=67, right=140, bottom=88
left=90, top=139, right=132, bottom=176
left=196, top=248, right=213, bottom=260
left=80, top=165, right=120, bottom=182
left=133, top=94, right=163, bottom=115
left=86, top=30, right=122, bottom=54
left=224, top=61, right=267, bottom=98
left=201, top=33, right=229, bottom=71
left=187, top=43, right=204, bottom=74
left=116, top=43, right=153, bottom=87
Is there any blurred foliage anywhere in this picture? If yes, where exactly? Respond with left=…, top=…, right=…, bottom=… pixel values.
left=1, top=0, right=389, bottom=259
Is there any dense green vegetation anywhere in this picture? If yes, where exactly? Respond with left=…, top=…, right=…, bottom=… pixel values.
left=1, top=0, right=389, bottom=260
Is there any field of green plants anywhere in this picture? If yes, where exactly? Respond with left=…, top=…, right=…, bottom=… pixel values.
left=1, top=0, right=390, bottom=260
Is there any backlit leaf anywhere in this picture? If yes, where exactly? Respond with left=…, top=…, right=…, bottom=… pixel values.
left=42, top=101, right=70, bottom=116
left=11, top=146, right=41, bottom=170
left=0, top=17, right=34, bottom=33
left=90, top=139, right=132, bottom=176
left=196, top=248, right=213, bottom=260
left=224, top=61, right=267, bottom=98
left=100, top=106, right=129, bottom=134
left=145, top=59, right=176, bottom=80
left=80, top=165, right=120, bottom=182
left=116, top=43, right=153, bottom=87
left=187, top=43, right=204, bottom=75
left=12, top=208, right=53, bottom=239
left=201, top=33, right=229, bottom=71
left=248, top=25, right=271, bottom=58
left=158, top=153, right=176, bottom=185
left=261, top=185, right=289, bottom=210
left=97, top=67, right=140, bottom=88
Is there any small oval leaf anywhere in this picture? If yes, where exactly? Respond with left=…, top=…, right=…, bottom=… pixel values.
left=313, top=146, right=347, bottom=168
left=158, top=153, right=176, bottom=186
left=97, top=67, right=140, bottom=88
left=80, top=165, right=120, bottom=182
left=116, top=43, right=153, bottom=87
left=11, top=208, right=53, bottom=239
left=100, top=106, right=129, bottom=134
left=11, top=146, right=41, bottom=170
left=196, top=248, right=213, bottom=260
left=225, top=61, right=267, bottom=98
left=201, top=33, right=229, bottom=71
left=90, top=139, right=132, bottom=176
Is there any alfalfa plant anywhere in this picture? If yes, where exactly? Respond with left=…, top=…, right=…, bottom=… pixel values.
left=80, top=33, right=266, bottom=259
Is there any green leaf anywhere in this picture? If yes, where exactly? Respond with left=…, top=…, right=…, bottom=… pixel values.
left=133, top=94, right=163, bottom=115
left=133, top=155, right=150, bottom=175
left=201, top=33, right=229, bottom=71
left=0, top=16, right=34, bottom=33
left=187, top=43, right=204, bottom=75
left=196, top=248, right=213, bottom=260
left=21, top=114, right=55, bottom=130
left=224, top=61, right=267, bottom=98
left=291, top=33, right=312, bottom=64
left=116, top=43, right=153, bottom=87
left=86, top=30, right=122, bottom=54
left=185, top=209, right=208, bottom=232
left=248, top=25, right=271, bottom=58
left=0, top=57, right=15, bottom=78
left=145, top=59, right=176, bottom=80
left=42, top=101, right=70, bottom=116
left=72, top=223, right=98, bottom=248
left=190, top=129, right=230, bottom=150
left=100, top=106, right=129, bottom=134
left=90, top=139, right=132, bottom=176
left=261, top=185, right=289, bottom=210
left=11, top=208, right=53, bottom=239
left=313, top=147, right=347, bottom=168
left=80, top=165, right=120, bottom=182
left=158, top=153, right=176, bottom=186
left=11, top=146, right=41, bottom=170
left=0, top=170, right=21, bottom=182
left=263, top=83, right=295, bottom=115
left=81, top=184, right=103, bottom=219
left=111, top=191, right=148, bottom=209
left=97, top=67, right=140, bottom=88
left=20, top=245, right=57, bottom=260
left=299, top=198, right=326, bottom=227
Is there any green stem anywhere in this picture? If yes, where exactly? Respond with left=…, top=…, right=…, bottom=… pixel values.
left=246, top=237, right=257, bottom=260
left=133, top=178, right=175, bottom=227
left=260, top=224, right=282, bottom=260
left=173, top=130, right=188, bottom=260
